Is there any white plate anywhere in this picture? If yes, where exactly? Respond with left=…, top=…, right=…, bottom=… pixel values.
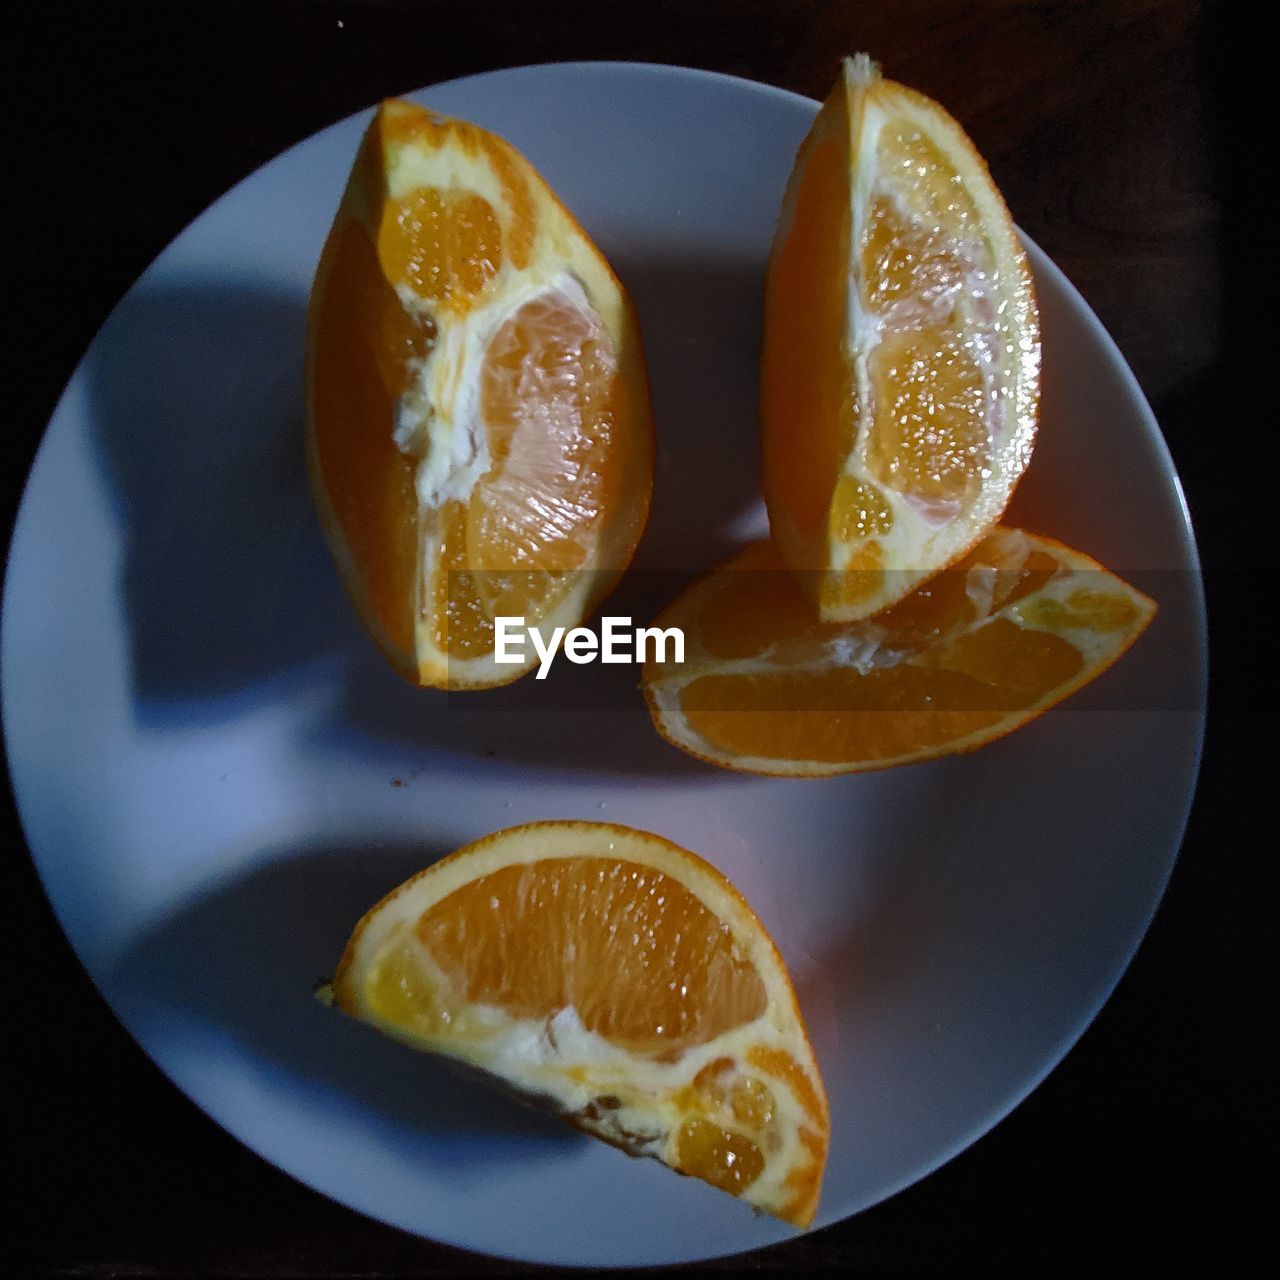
left=2, top=62, right=1205, bottom=1266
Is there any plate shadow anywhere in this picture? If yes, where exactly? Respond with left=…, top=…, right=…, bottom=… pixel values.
left=108, top=840, right=579, bottom=1162
left=84, top=282, right=357, bottom=713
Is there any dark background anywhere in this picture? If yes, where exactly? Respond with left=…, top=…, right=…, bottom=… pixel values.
left=2, top=2, right=1267, bottom=1275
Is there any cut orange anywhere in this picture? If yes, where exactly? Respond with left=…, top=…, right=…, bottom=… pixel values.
left=306, top=99, right=653, bottom=688
left=761, top=56, right=1039, bottom=621
left=327, top=821, right=829, bottom=1227
left=643, top=529, right=1154, bottom=776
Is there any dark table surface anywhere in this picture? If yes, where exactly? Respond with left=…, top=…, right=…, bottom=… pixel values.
left=3, top=2, right=1265, bottom=1275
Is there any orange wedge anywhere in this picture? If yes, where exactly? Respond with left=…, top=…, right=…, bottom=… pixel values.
left=306, top=99, right=653, bottom=688
left=643, top=529, right=1155, bottom=776
left=327, top=821, right=829, bottom=1227
left=761, top=56, right=1039, bottom=621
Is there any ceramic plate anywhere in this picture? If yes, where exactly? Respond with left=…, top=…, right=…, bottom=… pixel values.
left=2, top=62, right=1206, bottom=1266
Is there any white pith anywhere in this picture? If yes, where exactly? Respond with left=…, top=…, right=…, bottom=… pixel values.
left=394, top=271, right=596, bottom=510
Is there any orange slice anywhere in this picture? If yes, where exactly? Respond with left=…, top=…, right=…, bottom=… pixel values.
left=327, top=821, right=829, bottom=1227
left=761, top=56, right=1039, bottom=621
left=306, top=99, right=653, bottom=688
left=643, top=529, right=1154, bottom=776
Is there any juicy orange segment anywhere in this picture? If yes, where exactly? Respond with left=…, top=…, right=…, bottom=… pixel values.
left=643, top=529, right=1155, bottom=776
left=831, top=477, right=893, bottom=543
left=866, top=326, right=988, bottom=512
left=329, top=822, right=829, bottom=1227
left=379, top=187, right=504, bottom=308
left=470, top=289, right=619, bottom=573
left=413, top=858, right=767, bottom=1056
left=306, top=99, right=652, bottom=687
left=676, top=1117, right=766, bottom=1194
left=761, top=56, right=1039, bottom=621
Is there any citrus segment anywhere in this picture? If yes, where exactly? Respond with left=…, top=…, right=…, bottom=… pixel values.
left=329, top=822, right=828, bottom=1226
left=306, top=99, right=652, bottom=687
left=379, top=186, right=504, bottom=308
left=643, top=530, right=1155, bottom=775
left=409, top=857, right=767, bottom=1057
left=471, top=288, right=618, bottom=574
left=866, top=326, right=989, bottom=513
left=761, top=55, right=1039, bottom=621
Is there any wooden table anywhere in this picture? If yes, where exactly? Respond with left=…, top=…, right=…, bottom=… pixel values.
left=5, top=2, right=1259, bottom=1273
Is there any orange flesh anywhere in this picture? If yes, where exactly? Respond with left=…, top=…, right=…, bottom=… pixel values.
left=473, top=291, right=617, bottom=568
left=761, top=117, right=854, bottom=555
left=435, top=290, right=620, bottom=657
left=861, top=121, right=990, bottom=515
left=1022, top=590, right=1141, bottom=632
left=681, top=1058, right=777, bottom=1130
left=822, top=544, right=884, bottom=614
left=379, top=188, right=503, bottom=312
left=866, top=326, right=988, bottom=511
left=671, top=538, right=1102, bottom=765
left=411, top=858, right=767, bottom=1056
left=675, top=1118, right=766, bottom=1193
left=831, top=477, right=893, bottom=543
left=861, top=124, right=978, bottom=314
left=825, top=477, right=892, bottom=611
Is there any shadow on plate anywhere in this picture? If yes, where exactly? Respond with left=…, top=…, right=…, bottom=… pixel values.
left=777, top=757, right=991, bottom=1058
left=84, top=282, right=357, bottom=712
left=108, top=839, right=579, bottom=1162
left=84, top=251, right=769, bottom=777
